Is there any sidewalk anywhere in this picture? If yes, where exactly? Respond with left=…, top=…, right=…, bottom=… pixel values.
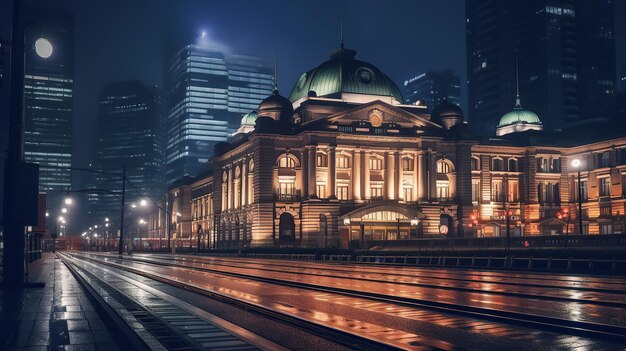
left=0, top=252, right=119, bottom=350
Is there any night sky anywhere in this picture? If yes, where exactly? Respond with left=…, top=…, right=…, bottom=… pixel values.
left=4, top=0, right=626, bottom=182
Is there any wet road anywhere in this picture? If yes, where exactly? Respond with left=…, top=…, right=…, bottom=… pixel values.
left=71, top=252, right=626, bottom=350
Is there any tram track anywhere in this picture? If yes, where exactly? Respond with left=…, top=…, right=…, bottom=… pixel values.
left=79, top=252, right=626, bottom=344
left=60, top=252, right=430, bottom=351
left=131, top=254, right=626, bottom=308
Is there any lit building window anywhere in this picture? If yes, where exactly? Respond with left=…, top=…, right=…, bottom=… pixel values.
left=279, top=182, right=295, bottom=195
left=370, top=158, right=383, bottom=170
left=278, top=155, right=297, bottom=168
left=370, top=186, right=383, bottom=198
left=472, top=181, right=480, bottom=202
left=599, top=177, right=610, bottom=197
left=437, top=160, right=451, bottom=174
left=403, top=188, right=412, bottom=202
left=471, top=157, right=480, bottom=170
left=317, top=184, right=326, bottom=198
left=437, top=182, right=449, bottom=199
left=337, top=186, right=349, bottom=200
left=336, top=155, right=350, bottom=169
left=401, top=157, right=413, bottom=171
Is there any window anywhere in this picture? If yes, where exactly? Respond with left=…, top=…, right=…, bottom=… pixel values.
left=437, top=160, right=451, bottom=174
left=279, top=156, right=296, bottom=168
left=579, top=180, right=588, bottom=201
left=316, top=184, right=326, bottom=198
left=551, top=159, right=561, bottom=173
left=403, top=188, right=413, bottom=202
left=370, top=187, right=383, bottom=198
left=600, top=152, right=610, bottom=168
left=402, top=157, right=413, bottom=171
left=316, top=154, right=327, bottom=167
left=600, top=206, right=611, bottom=217
left=436, top=182, right=449, bottom=199
left=508, top=180, right=519, bottom=202
left=337, top=186, right=349, bottom=200
left=537, top=158, right=547, bottom=172
left=472, top=181, right=480, bottom=202
left=336, top=155, right=350, bottom=169
left=508, top=159, right=518, bottom=172
left=492, top=180, right=503, bottom=202
left=491, top=158, right=503, bottom=171
left=471, top=157, right=480, bottom=171
left=279, top=182, right=294, bottom=195
left=600, top=223, right=613, bottom=235
left=599, top=177, right=610, bottom=196
left=370, top=158, right=383, bottom=170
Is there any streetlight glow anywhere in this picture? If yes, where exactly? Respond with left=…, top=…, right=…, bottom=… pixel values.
left=45, top=212, right=49, bottom=217
left=64, top=197, right=73, bottom=205
left=571, top=159, right=581, bottom=168
left=58, top=216, right=64, bottom=222
left=105, top=217, right=110, bottom=222
left=140, top=199, right=148, bottom=207
left=61, top=208, right=68, bottom=214
left=35, top=38, right=53, bottom=58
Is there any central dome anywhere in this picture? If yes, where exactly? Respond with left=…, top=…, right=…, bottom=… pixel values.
left=289, top=47, right=404, bottom=104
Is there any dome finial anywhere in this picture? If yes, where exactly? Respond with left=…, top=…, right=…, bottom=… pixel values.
left=514, top=57, right=522, bottom=109
left=340, top=15, right=344, bottom=49
left=273, top=49, right=279, bottom=94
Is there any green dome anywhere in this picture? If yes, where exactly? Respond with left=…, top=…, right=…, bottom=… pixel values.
left=289, top=47, right=404, bottom=103
left=497, top=99, right=542, bottom=127
left=240, top=110, right=258, bottom=127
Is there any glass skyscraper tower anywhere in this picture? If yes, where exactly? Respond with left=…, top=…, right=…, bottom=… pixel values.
left=403, top=70, right=461, bottom=110
left=89, top=81, right=165, bottom=221
left=166, top=44, right=273, bottom=184
left=23, top=12, right=74, bottom=193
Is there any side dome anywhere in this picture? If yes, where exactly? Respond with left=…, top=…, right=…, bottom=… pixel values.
left=288, top=47, right=403, bottom=104
left=240, top=110, right=258, bottom=127
left=431, top=100, right=464, bottom=129
left=496, top=98, right=543, bottom=136
left=257, top=90, right=294, bottom=125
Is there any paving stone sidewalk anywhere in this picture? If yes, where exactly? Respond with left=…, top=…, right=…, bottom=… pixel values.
left=1, top=252, right=120, bottom=351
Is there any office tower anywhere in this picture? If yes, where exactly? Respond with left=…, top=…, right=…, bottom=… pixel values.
left=403, top=70, right=461, bottom=109
left=22, top=11, right=74, bottom=193
left=620, top=65, right=626, bottom=92
left=165, top=44, right=273, bottom=184
left=89, top=81, right=165, bottom=220
left=466, top=0, right=616, bottom=133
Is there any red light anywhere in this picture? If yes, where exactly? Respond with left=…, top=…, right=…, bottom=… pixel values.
left=563, top=208, right=569, bottom=213
left=557, top=214, right=562, bottom=219
left=470, top=215, right=476, bottom=220
left=468, top=223, right=473, bottom=228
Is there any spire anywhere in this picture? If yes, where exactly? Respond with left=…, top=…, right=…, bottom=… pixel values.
left=514, top=58, right=522, bottom=109
left=273, top=49, right=278, bottom=94
left=340, top=15, right=344, bottom=49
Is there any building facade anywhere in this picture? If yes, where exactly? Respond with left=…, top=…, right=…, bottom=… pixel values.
left=23, top=11, right=74, bottom=193
left=89, top=81, right=165, bottom=222
left=149, top=44, right=626, bottom=250
left=466, top=0, right=616, bottom=133
left=403, top=70, right=461, bottom=110
left=165, top=45, right=273, bottom=184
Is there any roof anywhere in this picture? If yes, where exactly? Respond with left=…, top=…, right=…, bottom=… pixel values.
left=497, top=99, right=542, bottom=128
left=240, top=110, right=257, bottom=127
left=288, top=47, right=403, bottom=104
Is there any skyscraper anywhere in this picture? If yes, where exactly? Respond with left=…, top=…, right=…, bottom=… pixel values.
left=89, top=81, right=165, bottom=220
left=165, top=44, right=273, bottom=184
left=22, top=11, right=74, bottom=193
left=403, top=70, right=461, bottom=110
left=466, top=0, right=616, bottom=133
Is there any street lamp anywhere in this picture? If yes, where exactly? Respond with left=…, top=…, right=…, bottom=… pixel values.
left=140, top=199, right=148, bottom=207
left=64, top=197, right=73, bottom=206
left=61, top=207, right=67, bottom=214
left=571, top=158, right=584, bottom=235
left=138, top=218, right=146, bottom=250
left=34, top=37, right=53, bottom=58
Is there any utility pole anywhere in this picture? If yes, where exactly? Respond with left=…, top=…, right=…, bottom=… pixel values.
left=118, top=165, right=126, bottom=255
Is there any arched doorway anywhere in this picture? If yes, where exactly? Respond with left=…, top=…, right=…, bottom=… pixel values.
left=279, top=212, right=295, bottom=242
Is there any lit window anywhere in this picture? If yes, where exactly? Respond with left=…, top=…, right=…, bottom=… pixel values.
left=278, top=155, right=296, bottom=168
left=336, top=155, right=350, bottom=169
left=437, top=160, right=451, bottom=174
left=316, top=154, right=327, bottom=167
left=337, top=186, right=349, bottom=200
left=402, top=157, right=413, bottom=171
left=599, top=178, right=610, bottom=197
left=370, top=158, right=383, bottom=170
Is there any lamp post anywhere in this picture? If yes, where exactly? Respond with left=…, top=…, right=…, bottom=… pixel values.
left=138, top=218, right=146, bottom=251
left=571, top=159, right=584, bottom=235
left=411, top=218, right=419, bottom=254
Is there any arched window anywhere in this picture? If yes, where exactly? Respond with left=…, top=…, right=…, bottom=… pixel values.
left=436, top=159, right=453, bottom=174
left=508, top=158, right=518, bottom=172
left=248, top=160, right=255, bottom=204
left=234, top=166, right=241, bottom=208
left=278, top=155, right=297, bottom=168
left=491, top=158, right=504, bottom=171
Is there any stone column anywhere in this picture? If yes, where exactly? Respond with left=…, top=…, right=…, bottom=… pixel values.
left=328, top=146, right=336, bottom=198
left=384, top=152, right=391, bottom=199
left=241, top=159, right=247, bottom=207
left=364, top=152, right=370, bottom=199
left=307, top=146, right=317, bottom=197
left=413, top=153, right=419, bottom=201
left=227, top=165, right=234, bottom=210
left=302, top=148, right=308, bottom=197
left=394, top=151, right=400, bottom=200
left=429, top=152, right=437, bottom=200
left=352, top=149, right=360, bottom=200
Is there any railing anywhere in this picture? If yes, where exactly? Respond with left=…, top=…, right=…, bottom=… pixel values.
left=274, top=193, right=302, bottom=202
left=366, top=234, right=626, bottom=250
left=436, top=197, right=455, bottom=203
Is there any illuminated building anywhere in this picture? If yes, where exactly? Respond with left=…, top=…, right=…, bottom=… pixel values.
left=466, top=0, right=616, bottom=133
left=23, top=11, right=74, bottom=193
left=149, top=42, right=626, bottom=249
left=165, top=45, right=273, bottom=184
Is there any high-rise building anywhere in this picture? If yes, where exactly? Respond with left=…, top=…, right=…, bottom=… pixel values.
left=89, top=81, right=165, bottom=221
left=466, top=0, right=616, bottom=133
left=22, top=11, right=74, bottom=193
left=165, top=44, right=273, bottom=184
left=403, top=70, right=461, bottom=109
left=620, top=65, right=626, bottom=92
